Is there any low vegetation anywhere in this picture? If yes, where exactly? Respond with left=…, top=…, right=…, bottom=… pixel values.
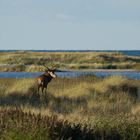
left=0, top=76, right=140, bottom=139
left=0, top=51, right=140, bottom=71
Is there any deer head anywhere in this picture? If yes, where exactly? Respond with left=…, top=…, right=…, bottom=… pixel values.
left=43, top=64, right=57, bottom=78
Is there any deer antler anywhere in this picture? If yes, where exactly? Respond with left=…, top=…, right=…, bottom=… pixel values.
left=43, top=64, right=50, bottom=70
left=43, top=63, right=57, bottom=71
left=51, top=64, right=57, bottom=71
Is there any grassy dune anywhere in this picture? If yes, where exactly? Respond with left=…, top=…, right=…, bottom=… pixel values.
left=0, top=76, right=140, bottom=139
left=0, top=51, right=140, bottom=71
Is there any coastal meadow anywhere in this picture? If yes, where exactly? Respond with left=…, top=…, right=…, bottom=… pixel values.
left=0, top=76, right=140, bottom=140
left=0, top=51, right=140, bottom=72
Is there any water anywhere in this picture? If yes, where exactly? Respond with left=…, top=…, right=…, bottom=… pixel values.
left=0, top=50, right=140, bottom=56
left=0, top=71, right=140, bottom=80
left=0, top=50, right=139, bottom=79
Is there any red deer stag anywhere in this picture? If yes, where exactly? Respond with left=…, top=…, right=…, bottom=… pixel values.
left=37, top=66, right=57, bottom=93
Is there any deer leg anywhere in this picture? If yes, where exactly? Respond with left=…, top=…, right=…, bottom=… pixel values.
left=37, top=85, right=40, bottom=94
left=45, top=86, right=48, bottom=94
left=41, top=87, right=44, bottom=93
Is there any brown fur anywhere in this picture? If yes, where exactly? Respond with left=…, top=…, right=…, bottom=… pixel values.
left=37, top=70, right=57, bottom=93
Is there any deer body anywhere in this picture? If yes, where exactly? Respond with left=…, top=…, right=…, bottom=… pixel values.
left=37, top=70, right=57, bottom=93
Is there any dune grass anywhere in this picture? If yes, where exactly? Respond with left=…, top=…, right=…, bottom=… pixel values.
left=0, top=51, right=140, bottom=71
left=0, top=76, right=140, bottom=139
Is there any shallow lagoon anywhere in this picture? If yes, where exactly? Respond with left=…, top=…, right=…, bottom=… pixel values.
left=0, top=71, right=140, bottom=79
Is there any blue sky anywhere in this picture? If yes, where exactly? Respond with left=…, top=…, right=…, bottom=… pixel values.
left=0, top=0, right=140, bottom=50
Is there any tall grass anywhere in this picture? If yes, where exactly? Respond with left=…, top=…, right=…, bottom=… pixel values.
left=0, top=51, right=140, bottom=71
left=0, top=76, right=140, bottom=139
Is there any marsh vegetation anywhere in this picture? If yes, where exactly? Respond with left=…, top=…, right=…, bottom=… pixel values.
left=0, top=76, right=140, bottom=139
left=0, top=51, right=140, bottom=71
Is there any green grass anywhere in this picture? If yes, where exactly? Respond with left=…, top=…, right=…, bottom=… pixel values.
left=0, top=51, right=140, bottom=71
left=0, top=76, right=140, bottom=139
